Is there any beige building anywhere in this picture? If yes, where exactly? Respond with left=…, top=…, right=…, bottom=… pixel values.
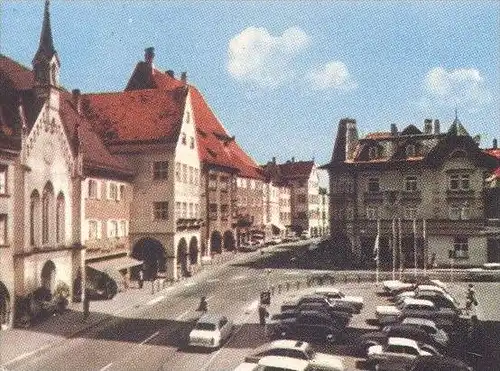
left=319, top=187, right=330, bottom=236
left=323, top=117, right=500, bottom=268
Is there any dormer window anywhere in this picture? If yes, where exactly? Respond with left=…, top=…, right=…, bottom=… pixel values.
left=368, top=147, right=378, bottom=160
left=181, top=133, right=187, bottom=145
left=189, top=137, right=195, bottom=149
left=405, top=144, right=416, bottom=157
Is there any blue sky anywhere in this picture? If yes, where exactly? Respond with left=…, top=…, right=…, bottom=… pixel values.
left=1, top=1, right=499, bottom=170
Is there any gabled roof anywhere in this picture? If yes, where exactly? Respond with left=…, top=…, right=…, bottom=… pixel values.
left=447, top=117, right=470, bottom=137
left=485, top=148, right=500, bottom=160
left=83, top=88, right=187, bottom=143
left=277, top=161, right=314, bottom=180
left=0, top=54, right=34, bottom=90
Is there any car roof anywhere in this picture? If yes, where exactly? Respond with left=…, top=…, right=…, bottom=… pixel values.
left=254, top=340, right=309, bottom=353
left=417, top=285, right=445, bottom=292
left=298, top=310, right=331, bottom=319
left=388, top=337, right=419, bottom=348
left=197, top=313, right=226, bottom=324
left=404, top=298, right=435, bottom=306
left=258, top=356, right=309, bottom=370
left=402, top=317, right=436, bottom=327
left=315, top=287, right=341, bottom=294
left=410, top=355, right=471, bottom=371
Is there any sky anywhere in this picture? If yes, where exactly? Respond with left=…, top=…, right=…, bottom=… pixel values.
left=1, top=1, right=499, bottom=173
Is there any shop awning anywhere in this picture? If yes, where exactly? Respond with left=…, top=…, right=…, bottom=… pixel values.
left=87, top=256, right=143, bottom=275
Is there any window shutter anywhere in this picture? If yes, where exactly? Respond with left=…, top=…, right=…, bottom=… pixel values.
left=107, top=220, right=112, bottom=238
left=117, top=184, right=122, bottom=201
left=82, top=179, right=88, bottom=199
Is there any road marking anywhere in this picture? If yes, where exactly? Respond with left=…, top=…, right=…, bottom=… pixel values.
left=140, top=331, right=160, bottom=345
left=244, top=299, right=259, bottom=314
left=232, top=275, right=247, bottom=280
left=99, top=362, right=113, bottom=371
left=146, top=295, right=164, bottom=306
left=184, top=282, right=196, bottom=287
left=206, top=295, right=215, bottom=302
left=284, top=271, right=302, bottom=275
left=176, top=309, right=191, bottom=320
left=206, top=278, right=220, bottom=283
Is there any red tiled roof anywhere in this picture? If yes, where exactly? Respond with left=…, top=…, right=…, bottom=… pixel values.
left=485, top=148, right=500, bottom=159
left=59, top=91, right=133, bottom=175
left=277, top=161, right=314, bottom=179
left=365, top=132, right=392, bottom=139
left=0, top=55, right=34, bottom=90
left=83, top=88, right=187, bottom=142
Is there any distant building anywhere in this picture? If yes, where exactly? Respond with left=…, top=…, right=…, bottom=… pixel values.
left=322, top=117, right=500, bottom=268
left=319, top=187, right=330, bottom=236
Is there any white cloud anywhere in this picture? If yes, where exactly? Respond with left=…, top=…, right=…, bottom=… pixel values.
left=421, top=67, right=491, bottom=109
left=227, top=26, right=311, bottom=88
left=306, top=61, right=357, bottom=91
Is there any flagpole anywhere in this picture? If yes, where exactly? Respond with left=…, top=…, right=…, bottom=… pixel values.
left=392, top=218, right=396, bottom=280
left=413, top=218, right=417, bottom=279
left=375, top=219, right=381, bottom=285
left=398, top=218, right=402, bottom=280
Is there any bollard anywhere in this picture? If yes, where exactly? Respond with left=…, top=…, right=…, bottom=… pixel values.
left=286, top=282, right=290, bottom=291
left=357, top=274, right=361, bottom=283
left=343, top=275, right=347, bottom=283
left=296, top=281, right=300, bottom=290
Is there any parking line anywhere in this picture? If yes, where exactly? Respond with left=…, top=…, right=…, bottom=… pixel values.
left=146, top=295, right=164, bottom=306
left=140, top=331, right=160, bottom=345
left=99, top=362, right=113, bottom=371
left=206, top=278, right=220, bottom=283
left=232, top=275, right=247, bottom=280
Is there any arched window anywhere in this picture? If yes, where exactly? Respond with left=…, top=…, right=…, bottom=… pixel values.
left=30, top=190, right=41, bottom=246
left=368, top=147, right=378, bottom=160
left=405, top=144, right=416, bottom=157
left=56, top=193, right=65, bottom=244
left=42, top=182, right=54, bottom=245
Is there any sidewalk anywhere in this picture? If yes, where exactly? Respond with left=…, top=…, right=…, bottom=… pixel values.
left=0, top=250, right=252, bottom=369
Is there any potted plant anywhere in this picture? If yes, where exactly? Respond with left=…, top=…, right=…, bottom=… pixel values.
left=53, top=281, right=70, bottom=314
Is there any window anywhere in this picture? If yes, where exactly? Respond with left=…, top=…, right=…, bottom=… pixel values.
left=220, top=176, right=228, bottom=191
left=88, top=220, right=98, bottom=240
left=189, top=203, right=193, bottom=218
left=405, top=144, right=416, bottom=157
left=194, top=168, right=199, bottom=185
left=298, top=194, right=307, bottom=203
left=182, top=202, right=187, bottom=218
left=461, top=174, right=470, bottom=190
left=119, top=220, right=127, bottom=237
left=366, top=206, right=378, bottom=220
left=449, top=174, right=460, bottom=190
left=119, top=185, right=125, bottom=200
left=368, top=147, right=378, bottom=160
left=297, top=211, right=307, bottom=219
left=404, top=207, right=417, bottom=220
left=461, top=205, right=470, bottom=220
left=108, top=220, right=118, bottom=238
left=189, top=136, right=195, bottom=149
left=0, top=167, right=7, bottom=194
left=153, top=202, right=169, bottom=220
left=449, top=203, right=469, bottom=220
left=405, top=176, right=418, bottom=191
left=209, top=203, right=218, bottom=220
left=209, top=174, right=217, bottom=190
left=175, top=202, right=181, bottom=219
left=175, top=162, right=181, bottom=182
left=221, top=204, right=229, bottom=220
left=181, top=132, right=187, bottom=145
left=449, top=173, right=471, bottom=190
left=453, top=237, right=469, bottom=259
left=108, top=182, right=118, bottom=200
left=56, top=194, right=65, bottom=243
left=182, top=164, right=187, bottom=183
left=368, top=178, right=380, bottom=192
left=449, top=205, right=460, bottom=220
left=153, top=161, right=169, bottom=180
left=189, top=166, right=194, bottom=184
left=194, top=204, right=199, bottom=218
left=0, top=214, right=6, bottom=245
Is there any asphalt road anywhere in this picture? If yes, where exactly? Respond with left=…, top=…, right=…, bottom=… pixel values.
left=9, top=241, right=500, bottom=371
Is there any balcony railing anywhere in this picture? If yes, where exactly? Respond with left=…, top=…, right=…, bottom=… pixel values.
left=176, top=218, right=204, bottom=230
left=446, top=189, right=475, bottom=199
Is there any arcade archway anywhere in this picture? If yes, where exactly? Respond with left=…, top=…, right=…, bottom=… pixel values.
left=210, top=231, right=222, bottom=254
left=177, top=238, right=189, bottom=277
left=132, top=238, right=166, bottom=280
left=223, top=230, right=235, bottom=251
left=189, top=237, right=199, bottom=265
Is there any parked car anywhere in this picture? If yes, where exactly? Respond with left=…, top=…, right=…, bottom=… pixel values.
left=188, top=314, right=233, bottom=349
left=295, top=303, right=351, bottom=328
left=268, top=310, right=342, bottom=343
left=300, top=231, right=311, bottom=240
left=408, top=355, right=472, bottom=371
left=282, top=295, right=354, bottom=325
left=358, top=324, right=442, bottom=356
left=367, top=337, right=435, bottom=371
left=376, top=298, right=458, bottom=327
left=253, top=356, right=310, bottom=371
left=382, top=280, right=415, bottom=295
left=314, top=287, right=364, bottom=313
left=400, top=318, right=449, bottom=347
left=240, top=243, right=260, bottom=252
left=244, top=340, right=344, bottom=370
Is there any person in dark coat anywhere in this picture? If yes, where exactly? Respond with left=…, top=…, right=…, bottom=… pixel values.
left=258, top=305, right=269, bottom=325
left=197, top=296, right=208, bottom=313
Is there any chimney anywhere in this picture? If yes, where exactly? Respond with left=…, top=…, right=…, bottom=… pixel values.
left=432, top=119, right=440, bottom=135
left=166, top=70, right=174, bottom=78
left=493, top=138, right=498, bottom=149
left=181, top=72, right=187, bottom=83
left=291, top=157, right=295, bottom=163
left=272, top=156, right=276, bottom=164
left=423, top=118, right=432, bottom=134
left=343, top=118, right=358, bottom=161
left=473, top=134, right=481, bottom=145
left=144, top=47, right=155, bottom=65
left=390, top=123, right=398, bottom=136
left=72, top=89, right=81, bottom=114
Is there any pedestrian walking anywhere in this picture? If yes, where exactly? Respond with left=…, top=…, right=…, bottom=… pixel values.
left=258, top=305, right=269, bottom=325
left=197, top=296, right=208, bottom=313
left=138, top=269, right=144, bottom=289
left=465, top=283, right=478, bottom=313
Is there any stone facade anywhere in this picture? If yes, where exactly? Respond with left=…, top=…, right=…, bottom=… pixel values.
left=323, top=117, right=500, bottom=268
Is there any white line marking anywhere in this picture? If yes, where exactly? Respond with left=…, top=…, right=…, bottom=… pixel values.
left=206, top=278, right=220, bottom=283
left=232, top=275, right=247, bottom=280
left=99, top=362, right=113, bottom=371
left=140, top=331, right=160, bottom=345
left=146, top=295, right=164, bottom=306
left=176, top=309, right=191, bottom=320
left=206, top=295, right=215, bottom=302
left=184, top=282, right=196, bottom=287
left=284, top=271, right=302, bottom=275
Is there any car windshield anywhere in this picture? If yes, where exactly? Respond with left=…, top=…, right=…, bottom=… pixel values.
left=195, top=322, right=216, bottom=331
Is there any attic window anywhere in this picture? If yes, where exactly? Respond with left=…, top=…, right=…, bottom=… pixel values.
left=405, top=144, right=416, bottom=157
left=181, top=132, right=187, bottom=145
left=190, top=137, right=195, bottom=149
left=368, top=147, right=378, bottom=160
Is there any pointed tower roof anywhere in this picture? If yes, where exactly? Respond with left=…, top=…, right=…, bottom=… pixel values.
left=447, top=110, right=470, bottom=137
left=33, top=0, right=58, bottom=64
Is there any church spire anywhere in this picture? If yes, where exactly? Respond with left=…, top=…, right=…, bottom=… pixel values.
left=33, top=0, right=57, bottom=64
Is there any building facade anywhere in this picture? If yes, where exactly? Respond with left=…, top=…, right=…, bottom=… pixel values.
left=323, top=117, right=500, bottom=268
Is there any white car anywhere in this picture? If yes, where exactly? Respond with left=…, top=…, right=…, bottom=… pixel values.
left=382, top=280, right=414, bottom=295
left=367, top=337, right=433, bottom=371
left=188, top=313, right=233, bottom=348
left=314, top=287, right=364, bottom=313
left=401, top=317, right=449, bottom=347
left=258, top=356, right=310, bottom=371
left=244, top=340, right=345, bottom=370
